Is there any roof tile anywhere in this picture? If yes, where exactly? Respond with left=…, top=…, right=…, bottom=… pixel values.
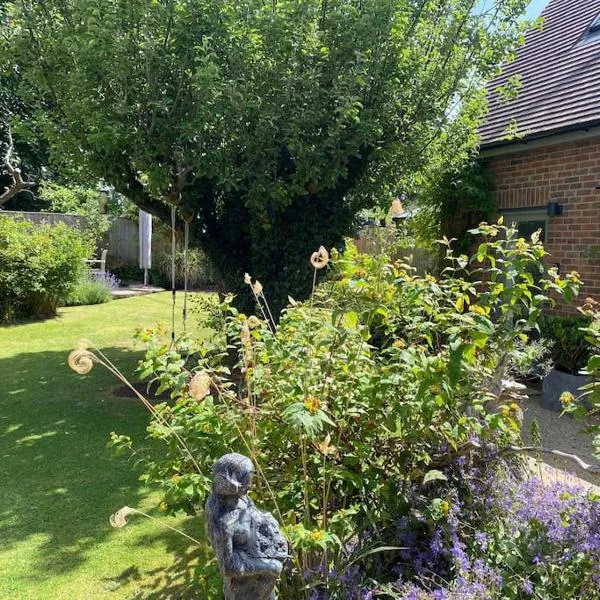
left=480, top=0, right=600, bottom=148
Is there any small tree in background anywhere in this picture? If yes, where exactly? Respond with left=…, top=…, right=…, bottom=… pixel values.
left=420, top=159, right=497, bottom=255
left=3, top=0, right=531, bottom=312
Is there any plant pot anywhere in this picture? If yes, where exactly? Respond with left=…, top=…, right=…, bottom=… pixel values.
left=541, top=367, right=591, bottom=412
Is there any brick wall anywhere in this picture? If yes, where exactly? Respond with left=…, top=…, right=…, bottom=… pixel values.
left=486, top=136, right=600, bottom=314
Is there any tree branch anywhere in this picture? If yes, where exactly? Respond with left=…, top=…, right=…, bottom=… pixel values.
left=431, top=439, right=600, bottom=475
left=502, top=445, right=600, bottom=475
left=113, top=171, right=173, bottom=225
left=0, top=126, right=36, bottom=207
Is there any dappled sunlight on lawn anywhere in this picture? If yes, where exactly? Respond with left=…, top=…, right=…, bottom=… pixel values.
left=0, top=293, right=214, bottom=599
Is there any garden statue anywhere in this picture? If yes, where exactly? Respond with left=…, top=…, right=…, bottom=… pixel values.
left=206, top=453, right=288, bottom=600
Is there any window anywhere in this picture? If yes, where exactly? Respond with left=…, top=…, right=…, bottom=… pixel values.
left=500, top=208, right=548, bottom=244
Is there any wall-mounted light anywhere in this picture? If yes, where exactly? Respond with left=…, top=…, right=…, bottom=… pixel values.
left=547, top=201, right=563, bottom=217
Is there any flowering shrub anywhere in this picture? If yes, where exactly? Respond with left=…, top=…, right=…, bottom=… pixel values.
left=71, top=221, right=592, bottom=598
left=0, top=215, right=91, bottom=319
left=391, top=476, right=600, bottom=600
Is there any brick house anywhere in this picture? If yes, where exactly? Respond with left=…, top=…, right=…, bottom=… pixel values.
left=480, top=0, right=600, bottom=312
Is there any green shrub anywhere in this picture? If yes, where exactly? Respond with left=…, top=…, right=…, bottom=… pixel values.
left=538, top=314, right=592, bottom=374
left=38, top=182, right=112, bottom=248
left=0, top=215, right=91, bottom=320
left=154, top=244, right=214, bottom=290
left=67, top=220, right=584, bottom=597
left=562, top=299, right=600, bottom=460
left=64, top=277, right=113, bottom=307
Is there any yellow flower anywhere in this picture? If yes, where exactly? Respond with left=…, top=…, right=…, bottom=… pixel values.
left=159, top=502, right=169, bottom=513
left=310, top=246, right=329, bottom=270
left=304, top=396, right=321, bottom=414
left=393, top=339, right=406, bottom=349
left=425, top=274, right=437, bottom=283
left=469, top=305, right=487, bottom=316
left=515, top=239, right=528, bottom=253
left=560, top=391, right=576, bottom=406
left=429, top=385, right=442, bottom=395
left=310, top=529, right=326, bottom=542
left=439, top=500, right=450, bottom=516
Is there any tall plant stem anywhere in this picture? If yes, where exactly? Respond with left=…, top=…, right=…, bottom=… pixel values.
left=321, top=452, right=328, bottom=529
left=118, top=507, right=203, bottom=546
left=262, top=294, right=277, bottom=331
left=301, top=435, right=311, bottom=527
left=310, top=267, right=318, bottom=309
left=83, top=344, right=203, bottom=476
left=247, top=284, right=275, bottom=334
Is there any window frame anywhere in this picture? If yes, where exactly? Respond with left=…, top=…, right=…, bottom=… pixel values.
left=499, top=207, right=548, bottom=244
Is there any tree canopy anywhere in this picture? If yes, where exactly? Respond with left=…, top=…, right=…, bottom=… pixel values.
left=2, top=0, right=529, bottom=310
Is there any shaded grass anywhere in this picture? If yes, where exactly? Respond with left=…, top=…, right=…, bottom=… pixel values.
left=0, top=293, right=216, bottom=599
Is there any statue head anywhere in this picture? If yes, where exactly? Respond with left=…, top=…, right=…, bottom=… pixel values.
left=211, top=452, right=254, bottom=498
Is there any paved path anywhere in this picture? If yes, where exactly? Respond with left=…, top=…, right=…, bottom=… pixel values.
left=522, top=394, right=600, bottom=490
left=112, top=285, right=166, bottom=299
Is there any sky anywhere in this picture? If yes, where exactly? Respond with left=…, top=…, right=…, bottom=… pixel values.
left=526, top=0, right=549, bottom=18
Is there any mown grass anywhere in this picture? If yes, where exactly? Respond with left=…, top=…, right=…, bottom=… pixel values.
left=0, top=293, right=214, bottom=599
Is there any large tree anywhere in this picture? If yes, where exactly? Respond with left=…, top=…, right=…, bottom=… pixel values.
left=2, top=0, right=529, bottom=310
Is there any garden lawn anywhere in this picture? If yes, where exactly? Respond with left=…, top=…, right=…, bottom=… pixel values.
left=0, top=293, right=214, bottom=600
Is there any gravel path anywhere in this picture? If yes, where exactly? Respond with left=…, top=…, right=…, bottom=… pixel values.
left=521, top=391, right=600, bottom=490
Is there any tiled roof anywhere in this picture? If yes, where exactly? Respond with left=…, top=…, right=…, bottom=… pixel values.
left=479, top=0, right=600, bottom=149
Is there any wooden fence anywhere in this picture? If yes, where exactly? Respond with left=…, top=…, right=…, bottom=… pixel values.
left=353, top=228, right=435, bottom=275
left=108, top=217, right=139, bottom=264
left=1, top=210, right=139, bottom=264
left=0, top=210, right=87, bottom=230
left=3, top=210, right=435, bottom=273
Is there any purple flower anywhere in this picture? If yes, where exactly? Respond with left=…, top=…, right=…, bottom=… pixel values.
left=474, top=531, right=489, bottom=551
left=522, top=578, right=534, bottom=596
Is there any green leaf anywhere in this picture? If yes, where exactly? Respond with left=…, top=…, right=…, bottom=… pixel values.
left=344, top=311, right=359, bottom=328
left=454, top=296, right=464, bottom=312
left=423, top=470, right=448, bottom=485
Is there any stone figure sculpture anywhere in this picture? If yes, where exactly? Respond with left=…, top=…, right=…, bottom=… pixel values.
left=205, top=453, right=288, bottom=600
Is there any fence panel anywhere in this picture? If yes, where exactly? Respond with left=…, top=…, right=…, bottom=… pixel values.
left=108, top=218, right=139, bottom=264
left=353, top=229, right=435, bottom=275
left=0, top=210, right=87, bottom=230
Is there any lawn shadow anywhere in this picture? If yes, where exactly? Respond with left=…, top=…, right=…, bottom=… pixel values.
left=0, top=345, right=157, bottom=578
left=127, top=515, right=222, bottom=599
